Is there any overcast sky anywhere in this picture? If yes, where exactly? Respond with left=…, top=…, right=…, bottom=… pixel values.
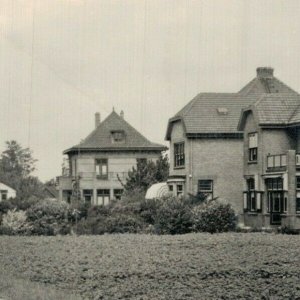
left=1, top=0, right=300, bottom=181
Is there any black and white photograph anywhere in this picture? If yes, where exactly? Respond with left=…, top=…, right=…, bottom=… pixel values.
left=1, top=0, right=300, bottom=299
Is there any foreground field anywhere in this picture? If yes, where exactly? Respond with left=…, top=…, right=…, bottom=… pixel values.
left=0, top=233, right=300, bottom=299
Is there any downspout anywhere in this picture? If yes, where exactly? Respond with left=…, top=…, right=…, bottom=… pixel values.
left=190, top=139, right=193, bottom=194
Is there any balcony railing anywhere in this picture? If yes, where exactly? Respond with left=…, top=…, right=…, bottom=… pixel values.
left=267, top=154, right=287, bottom=172
left=63, top=171, right=129, bottom=180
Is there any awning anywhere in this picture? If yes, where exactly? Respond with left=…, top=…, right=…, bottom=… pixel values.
left=145, top=182, right=169, bottom=199
left=262, top=173, right=284, bottom=178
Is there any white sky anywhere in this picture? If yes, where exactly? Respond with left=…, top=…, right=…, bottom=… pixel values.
left=1, top=0, right=300, bottom=181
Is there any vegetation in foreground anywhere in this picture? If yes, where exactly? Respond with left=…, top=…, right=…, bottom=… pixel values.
left=0, top=233, right=300, bottom=299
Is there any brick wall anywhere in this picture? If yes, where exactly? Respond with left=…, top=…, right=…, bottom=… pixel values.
left=189, top=138, right=244, bottom=215
left=168, top=120, right=244, bottom=215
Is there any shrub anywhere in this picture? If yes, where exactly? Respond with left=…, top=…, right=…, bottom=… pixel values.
left=100, top=213, right=145, bottom=234
left=75, top=213, right=145, bottom=235
left=154, top=196, right=193, bottom=235
left=68, top=200, right=91, bottom=222
left=0, top=200, right=15, bottom=215
left=10, top=196, right=41, bottom=211
left=27, top=199, right=70, bottom=235
left=192, top=202, right=236, bottom=233
left=1, top=209, right=31, bottom=235
left=140, top=198, right=162, bottom=225
left=27, top=199, right=69, bottom=222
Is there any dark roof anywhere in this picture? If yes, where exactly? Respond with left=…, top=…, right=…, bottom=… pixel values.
left=44, top=186, right=59, bottom=199
left=238, top=76, right=297, bottom=96
left=238, top=94, right=300, bottom=130
left=166, top=67, right=299, bottom=140
left=64, top=111, right=167, bottom=154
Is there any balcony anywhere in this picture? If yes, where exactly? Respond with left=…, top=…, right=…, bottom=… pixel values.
left=78, top=171, right=128, bottom=180
left=266, top=154, right=287, bottom=172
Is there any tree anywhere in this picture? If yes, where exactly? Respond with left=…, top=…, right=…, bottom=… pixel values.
left=0, top=141, right=37, bottom=178
left=0, top=140, right=44, bottom=200
left=123, top=154, right=169, bottom=192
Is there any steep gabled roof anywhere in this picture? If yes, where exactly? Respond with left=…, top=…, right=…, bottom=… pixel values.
left=238, top=94, right=300, bottom=130
left=166, top=67, right=299, bottom=140
left=238, top=67, right=298, bottom=95
left=65, top=111, right=167, bottom=154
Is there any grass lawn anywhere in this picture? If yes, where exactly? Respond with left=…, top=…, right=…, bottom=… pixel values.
left=0, top=233, right=300, bottom=299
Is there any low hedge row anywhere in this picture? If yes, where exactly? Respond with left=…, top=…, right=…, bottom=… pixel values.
left=0, top=192, right=237, bottom=235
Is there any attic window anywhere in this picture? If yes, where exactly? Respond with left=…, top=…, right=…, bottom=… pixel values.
left=217, top=107, right=228, bottom=115
left=111, top=131, right=125, bottom=143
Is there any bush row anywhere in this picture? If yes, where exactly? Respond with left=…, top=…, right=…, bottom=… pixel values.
left=75, top=190, right=237, bottom=235
left=0, top=190, right=237, bottom=235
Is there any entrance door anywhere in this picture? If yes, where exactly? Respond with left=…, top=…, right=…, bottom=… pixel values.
left=269, top=191, right=283, bottom=225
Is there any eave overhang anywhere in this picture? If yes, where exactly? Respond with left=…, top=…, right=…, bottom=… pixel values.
left=63, top=146, right=168, bottom=155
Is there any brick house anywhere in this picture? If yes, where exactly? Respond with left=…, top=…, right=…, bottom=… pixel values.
left=238, top=94, right=300, bottom=230
left=57, top=110, right=167, bottom=205
left=165, top=67, right=298, bottom=217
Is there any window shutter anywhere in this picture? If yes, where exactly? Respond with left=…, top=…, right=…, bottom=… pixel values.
left=249, top=133, right=258, bottom=148
left=256, top=192, right=262, bottom=211
left=243, top=192, right=248, bottom=210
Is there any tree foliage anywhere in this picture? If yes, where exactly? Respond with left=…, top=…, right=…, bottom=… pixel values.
left=123, top=154, right=169, bottom=192
left=0, top=140, right=44, bottom=199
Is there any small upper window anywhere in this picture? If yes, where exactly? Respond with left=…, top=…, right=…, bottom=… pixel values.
left=217, top=107, right=228, bottom=115
left=111, top=131, right=125, bottom=143
left=248, top=132, right=258, bottom=162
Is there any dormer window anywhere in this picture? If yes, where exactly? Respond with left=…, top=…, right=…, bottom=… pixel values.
left=111, top=131, right=125, bottom=143
left=217, top=107, right=228, bottom=115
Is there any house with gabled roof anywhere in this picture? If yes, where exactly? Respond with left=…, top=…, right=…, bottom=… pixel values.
left=238, top=93, right=300, bottom=230
left=0, top=182, right=16, bottom=201
left=165, top=67, right=298, bottom=218
left=58, top=110, right=167, bottom=205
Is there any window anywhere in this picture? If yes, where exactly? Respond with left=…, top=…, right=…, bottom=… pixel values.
left=177, top=184, right=183, bottom=197
left=0, top=191, right=8, bottom=201
left=198, top=180, right=213, bottom=200
left=297, top=177, right=300, bottom=189
left=137, top=158, right=147, bottom=165
left=96, top=189, right=110, bottom=206
left=266, top=178, right=283, bottom=190
left=267, top=154, right=287, bottom=169
left=168, top=185, right=173, bottom=192
left=114, top=189, right=123, bottom=200
left=248, top=133, right=258, bottom=162
left=111, top=131, right=125, bottom=143
left=83, top=189, right=93, bottom=204
left=297, top=192, right=300, bottom=213
left=243, top=178, right=262, bottom=212
left=96, top=159, right=108, bottom=179
left=174, top=142, right=185, bottom=168
left=283, top=196, right=287, bottom=213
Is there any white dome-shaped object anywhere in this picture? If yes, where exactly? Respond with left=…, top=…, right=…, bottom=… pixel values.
left=145, top=182, right=169, bottom=199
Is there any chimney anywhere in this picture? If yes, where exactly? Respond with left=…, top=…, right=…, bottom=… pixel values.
left=120, top=110, right=124, bottom=119
left=256, top=67, right=274, bottom=78
left=95, top=112, right=100, bottom=128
